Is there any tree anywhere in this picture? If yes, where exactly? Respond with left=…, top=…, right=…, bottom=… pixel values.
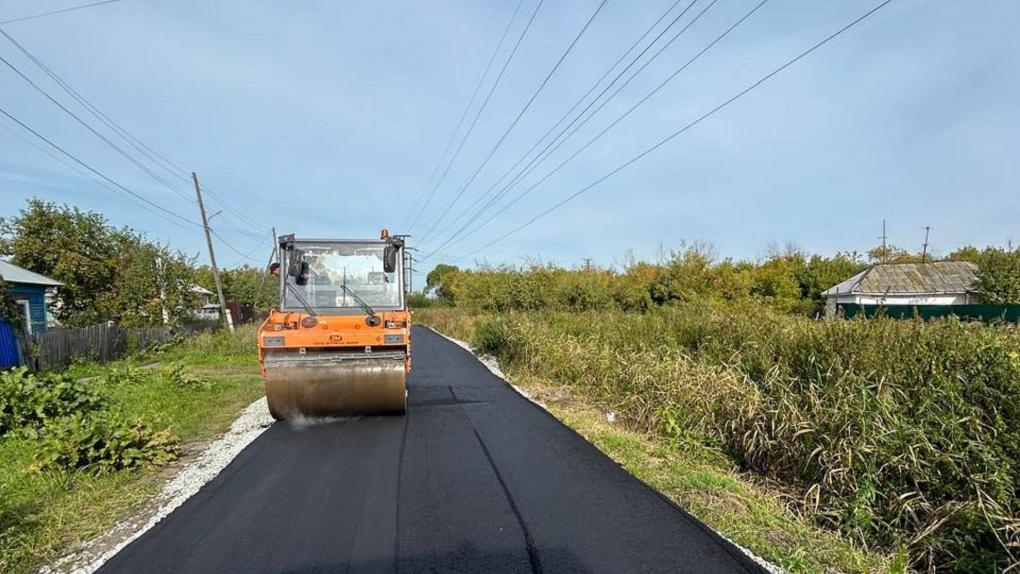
left=0, top=199, right=196, bottom=326
left=193, top=265, right=278, bottom=313
left=425, top=264, right=461, bottom=302
left=1, top=200, right=118, bottom=325
left=868, top=244, right=923, bottom=264
left=973, top=248, right=1020, bottom=304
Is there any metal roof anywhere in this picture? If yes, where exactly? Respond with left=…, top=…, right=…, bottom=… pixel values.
left=0, top=260, right=63, bottom=287
left=822, top=261, right=978, bottom=296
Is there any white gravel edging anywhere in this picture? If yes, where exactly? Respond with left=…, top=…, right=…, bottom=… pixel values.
left=41, top=398, right=274, bottom=574
left=425, top=326, right=785, bottom=574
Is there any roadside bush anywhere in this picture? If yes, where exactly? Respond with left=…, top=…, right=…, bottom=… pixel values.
left=0, top=368, right=105, bottom=436
left=160, top=362, right=210, bottom=389
left=102, top=364, right=146, bottom=386
left=33, top=411, right=179, bottom=474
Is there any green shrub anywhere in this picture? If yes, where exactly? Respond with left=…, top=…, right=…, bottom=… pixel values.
left=102, top=365, right=146, bottom=386
left=0, top=368, right=106, bottom=436
left=33, top=412, right=179, bottom=474
left=160, top=362, right=210, bottom=389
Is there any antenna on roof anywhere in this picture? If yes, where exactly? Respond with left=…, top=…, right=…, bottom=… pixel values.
left=921, top=226, right=931, bottom=263
left=879, top=219, right=887, bottom=249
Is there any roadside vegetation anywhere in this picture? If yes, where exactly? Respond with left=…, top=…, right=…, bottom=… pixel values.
left=415, top=248, right=1020, bottom=573
left=0, top=198, right=278, bottom=330
left=0, top=326, right=261, bottom=574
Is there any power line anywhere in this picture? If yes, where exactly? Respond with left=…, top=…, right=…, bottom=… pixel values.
left=0, top=104, right=200, bottom=228
left=402, top=0, right=527, bottom=231
left=425, top=0, right=741, bottom=258
left=445, top=0, right=897, bottom=262
left=209, top=227, right=264, bottom=265
left=428, top=0, right=718, bottom=253
left=425, top=0, right=701, bottom=248
left=417, top=0, right=607, bottom=244
left=407, top=0, right=544, bottom=234
left=0, top=0, right=125, bottom=25
left=0, top=51, right=197, bottom=204
left=0, top=28, right=267, bottom=238
left=0, top=118, right=186, bottom=224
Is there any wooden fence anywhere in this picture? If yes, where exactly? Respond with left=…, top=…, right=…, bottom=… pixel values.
left=32, top=323, right=173, bottom=371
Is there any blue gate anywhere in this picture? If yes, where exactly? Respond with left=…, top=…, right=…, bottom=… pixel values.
left=0, top=320, right=21, bottom=368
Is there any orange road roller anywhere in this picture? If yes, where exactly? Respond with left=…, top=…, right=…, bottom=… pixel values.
left=257, top=230, right=410, bottom=419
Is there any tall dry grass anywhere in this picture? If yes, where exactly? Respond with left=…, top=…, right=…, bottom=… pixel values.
left=418, top=305, right=1020, bottom=572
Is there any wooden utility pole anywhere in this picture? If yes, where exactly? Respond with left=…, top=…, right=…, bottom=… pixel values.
left=192, top=172, right=234, bottom=332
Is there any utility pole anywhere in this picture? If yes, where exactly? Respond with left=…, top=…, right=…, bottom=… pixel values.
left=583, top=258, right=592, bottom=271
left=407, top=254, right=415, bottom=293
left=193, top=172, right=234, bottom=332
left=921, top=226, right=931, bottom=263
left=880, top=219, right=887, bottom=249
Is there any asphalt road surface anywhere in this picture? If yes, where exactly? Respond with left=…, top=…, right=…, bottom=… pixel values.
left=96, top=327, right=767, bottom=574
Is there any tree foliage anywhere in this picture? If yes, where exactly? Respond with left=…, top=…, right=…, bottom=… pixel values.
left=971, top=247, right=1020, bottom=304
left=425, top=264, right=461, bottom=302
left=0, top=199, right=196, bottom=327
left=424, top=248, right=872, bottom=316
left=193, top=265, right=278, bottom=313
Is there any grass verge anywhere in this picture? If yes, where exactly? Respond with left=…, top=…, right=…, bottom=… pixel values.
left=0, top=326, right=262, bottom=574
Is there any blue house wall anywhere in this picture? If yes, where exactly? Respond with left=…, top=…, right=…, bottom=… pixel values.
left=8, top=283, right=49, bottom=334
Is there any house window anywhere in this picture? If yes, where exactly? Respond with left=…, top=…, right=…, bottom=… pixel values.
left=16, top=299, right=31, bottom=334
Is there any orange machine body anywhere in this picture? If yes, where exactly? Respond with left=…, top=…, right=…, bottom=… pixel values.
left=257, top=309, right=412, bottom=374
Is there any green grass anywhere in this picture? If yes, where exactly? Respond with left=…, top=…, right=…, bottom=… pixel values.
left=0, top=326, right=263, bottom=574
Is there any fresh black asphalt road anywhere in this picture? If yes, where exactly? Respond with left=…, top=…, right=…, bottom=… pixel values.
left=97, top=327, right=767, bottom=574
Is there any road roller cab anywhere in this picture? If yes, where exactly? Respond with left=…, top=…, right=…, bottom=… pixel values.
left=258, top=230, right=410, bottom=420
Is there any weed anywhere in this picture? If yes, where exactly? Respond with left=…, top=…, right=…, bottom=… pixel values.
left=0, top=368, right=105, bottom=437
left=33, top=412, right=179, bottom=474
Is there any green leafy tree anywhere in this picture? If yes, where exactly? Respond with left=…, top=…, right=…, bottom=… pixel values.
left=193, top=265, right=278, bottom=313
left=949, top=245, right=982, bottom=264
left=973, top=247, right=1020, bottom=304
left=0, top=199, right=196, bottom=327
left=868, top=244, right=924, bottom=264
left=1, top=200, right=118, bottom=325
left=425, top=264, right=461, bottom=303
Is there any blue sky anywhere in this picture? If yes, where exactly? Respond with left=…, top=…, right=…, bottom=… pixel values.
left=1, top=0, right=1017, bottom=282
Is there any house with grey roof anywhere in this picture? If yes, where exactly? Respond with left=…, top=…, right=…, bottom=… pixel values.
left=0, top=260, right=63, bottom=334
left=821, top=261, right=979, bottom=318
